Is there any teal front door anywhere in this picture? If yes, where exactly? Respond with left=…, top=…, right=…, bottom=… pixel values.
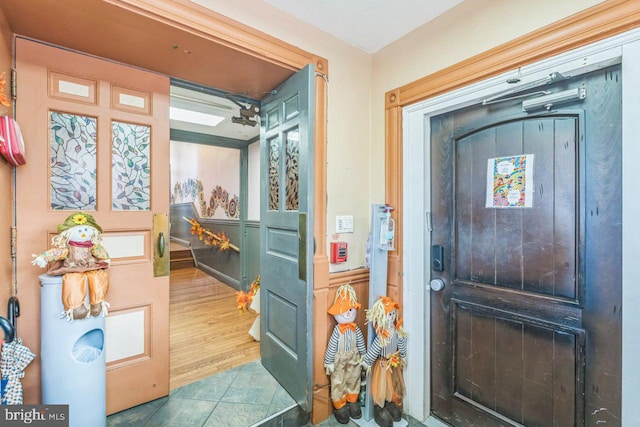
left=259, top=64, right=315, bottom=411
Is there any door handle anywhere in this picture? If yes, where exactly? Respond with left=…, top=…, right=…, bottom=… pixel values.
left=153, top=213, right=170, bottom=277
left=158, top=232, right=166, bottom=258
left=430, top=278, right=446, bottom=292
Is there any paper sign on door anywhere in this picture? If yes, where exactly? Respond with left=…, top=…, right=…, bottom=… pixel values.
left=485, top=154, right=534, bottom=208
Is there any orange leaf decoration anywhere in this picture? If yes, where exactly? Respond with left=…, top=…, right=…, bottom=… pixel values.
left=234, top=275, right=260, bottom=314
left=0, top=73, right=10, bottom=107
left=389, top=355, right=400, bottom=368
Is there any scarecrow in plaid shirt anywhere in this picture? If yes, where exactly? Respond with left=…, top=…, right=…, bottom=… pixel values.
left=324, top=284, right=367, bottom=424
left=32, top=212, right=110, bottom=320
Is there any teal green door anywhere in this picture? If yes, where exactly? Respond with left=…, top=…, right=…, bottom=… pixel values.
left=260, top=64, right=314, bottom=411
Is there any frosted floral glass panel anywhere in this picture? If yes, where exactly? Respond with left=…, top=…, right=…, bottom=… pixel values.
left=50, top=111, right=97, bottom=210
left=112, top=121, right=151, bottom=211
left=285, top=128, right=299, bottom=211
left=268, top=136, right=280, bottom=211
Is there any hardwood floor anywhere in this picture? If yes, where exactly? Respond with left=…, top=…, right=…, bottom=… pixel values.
left=169, top=266, right=260, bottom=390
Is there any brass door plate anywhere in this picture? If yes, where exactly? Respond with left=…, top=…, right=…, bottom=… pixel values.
left=153, top=213, right=169, bottom=277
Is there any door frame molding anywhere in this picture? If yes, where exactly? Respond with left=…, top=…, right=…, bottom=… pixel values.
left=113, top=2, right=333, bottom=418
left=386, top=0, right=640, bottom=302
left=5, top=0, right=331, bottom=414
left=104, top=0, right=331, bottom=288
left=397, top=8, right=640, bottom=426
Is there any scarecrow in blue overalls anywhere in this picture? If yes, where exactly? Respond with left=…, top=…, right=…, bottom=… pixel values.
left=324, top=284, right=367, bottom=424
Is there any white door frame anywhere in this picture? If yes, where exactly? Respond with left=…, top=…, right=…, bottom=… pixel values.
left=402, top=27, right=640, bottom=425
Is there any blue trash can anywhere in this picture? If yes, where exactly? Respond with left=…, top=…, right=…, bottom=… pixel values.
left=40, top=274, right=106, bottom=427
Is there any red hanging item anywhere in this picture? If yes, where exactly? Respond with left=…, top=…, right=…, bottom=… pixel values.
left=0, top=116, right=26, bottom=166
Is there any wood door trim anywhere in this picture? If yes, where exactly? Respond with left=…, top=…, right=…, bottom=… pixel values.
left=384, top=0, right=640, bottom=302
left=107, top=1, right=332, bottom=289
left=386, top=0, right=640, bottom=109
left=108, top=0, right=315, bottom=71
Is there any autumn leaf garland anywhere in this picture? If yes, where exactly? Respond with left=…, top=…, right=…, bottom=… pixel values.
left=184, top=217, right=239, bottom=253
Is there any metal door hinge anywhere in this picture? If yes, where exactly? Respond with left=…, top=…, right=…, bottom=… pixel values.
left=11, top=227, right=17, bottom=259
left=10, top=68, right=16, bottom=100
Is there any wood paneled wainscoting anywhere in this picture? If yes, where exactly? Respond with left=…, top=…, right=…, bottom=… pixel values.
left=169, top=267, right=260, bottom=390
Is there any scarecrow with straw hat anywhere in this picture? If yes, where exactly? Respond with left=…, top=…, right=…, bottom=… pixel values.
left=362, top=295, right=408, bottom=427
left=324, top=283, right=367, bottom=424
left=32, top=212, right=110, bottom=320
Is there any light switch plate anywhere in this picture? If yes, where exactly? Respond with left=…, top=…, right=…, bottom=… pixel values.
left=336, top=215, right=354, bottom=233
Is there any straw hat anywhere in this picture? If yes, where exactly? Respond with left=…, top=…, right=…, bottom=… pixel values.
left=328, top=284, right=360, bottom=315
left=57, top=212, right=103, bottom=233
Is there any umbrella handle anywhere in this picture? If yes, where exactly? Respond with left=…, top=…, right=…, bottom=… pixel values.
left=0, top=315, right=14, bottom=343
left=8, top=296, right=19, bottom=336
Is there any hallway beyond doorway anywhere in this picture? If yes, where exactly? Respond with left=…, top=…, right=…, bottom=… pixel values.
left=170, top=265, right=260, bottom=390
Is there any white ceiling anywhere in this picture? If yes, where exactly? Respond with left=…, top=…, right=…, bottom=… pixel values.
left=264, top=0, right=464, bottom=53
left=172, top=0, right=464, bottom=142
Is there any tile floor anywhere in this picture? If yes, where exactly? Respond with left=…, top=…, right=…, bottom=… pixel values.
left=107, top=360, right=297, bottom=427
left=107, top=360, right=427, bottom=427
left=317, top=416, right=426, bottom=427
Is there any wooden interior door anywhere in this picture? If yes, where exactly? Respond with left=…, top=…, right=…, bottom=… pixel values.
left=259, top=64, right=314, bottom=411
left=15, top=37, right=170, bottom=414
left=430, top=64, right=622, bottom=426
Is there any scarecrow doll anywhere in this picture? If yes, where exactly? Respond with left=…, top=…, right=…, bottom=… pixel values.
left=362, top=296, right=408, bottom=427
left=32, top=212, right=110, bottom=320
left=324, top=284, right=367, bottom=424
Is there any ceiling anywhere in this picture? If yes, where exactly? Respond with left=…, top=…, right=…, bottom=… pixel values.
left=0, top=0, right=297, bottom=100
left=174, top=0, right=464, bottom=139
left=261, top=0, right=463, bottom=53
left=1, top=0, right=463, bottom=142
left=193, top=0, right=463, bottom=54
left=0, top=0, right=289, bottom=142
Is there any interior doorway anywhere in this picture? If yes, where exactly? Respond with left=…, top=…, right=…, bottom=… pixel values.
left=167, top=83, right=263, bottom=390
left=401, top=28, right=640, bottom=425
left=2, top=0, right=327, bottom=415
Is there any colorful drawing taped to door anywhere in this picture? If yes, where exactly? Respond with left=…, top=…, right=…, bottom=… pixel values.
left=485, top=154, right=534, bottom=208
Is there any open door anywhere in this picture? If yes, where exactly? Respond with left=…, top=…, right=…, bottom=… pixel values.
left=15, top=38, right=170, bottom=414
left=259, top=64, right=314, bottom=411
